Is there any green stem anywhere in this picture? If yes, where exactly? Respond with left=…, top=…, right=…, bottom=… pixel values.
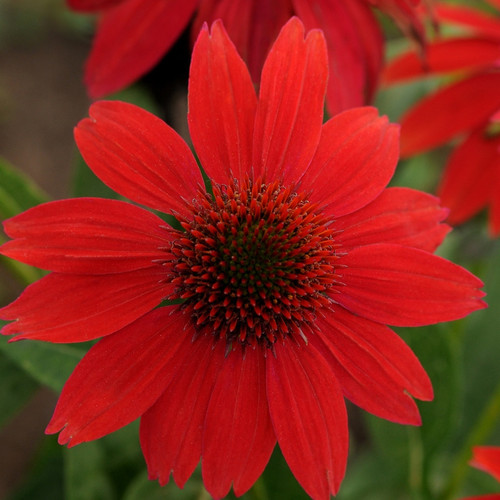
left=439, top=380, right=500, bottom=500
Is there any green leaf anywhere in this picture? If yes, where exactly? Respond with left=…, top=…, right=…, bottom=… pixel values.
left=0, top=350, right=38, bottom=428
left=64, top=441, right=115, bottom=500
left=0, top=331, right=86, bottom=392
left=459, top=249, right=500, bottom=439
left=0, top=155, right=49, bottom=218
left=403, top=324, right=462, bottom=458
left=0, top=156, right=49, bottom=284
left=437, top=247, right=500, bottom=500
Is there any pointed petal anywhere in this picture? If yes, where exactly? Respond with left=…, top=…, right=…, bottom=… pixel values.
left=400, top=72, right=500, bottom=156
left=203, top=346, right=276, bottom=498
left=75, top=101, right=203, bottom=217
left=84, top=0, right=198, bottom=97
left=314, top=309, right=433, bottom=425
left=437, top=128, right=500, bottom=228
left=384, top=38, right=500, bottom=83
left=0, top=268, right=168, bottom=342
left=1, top=198, right=171, bottom=274
left=300, top=107, right=399, bottom=217
left=293, top=0, right=384, bottom=114
left=191, top=0, right=293, bottom=82
left=266, top=340, right=348, bottom=499
left=470, top=446, right=500, bottom=482
left=332, top=0, right=384, bottom=107
left=188, top=20, right=257, bottom=184
left=435, top=4, right=500, bottom=40
left=67, top=0, right=122, bottom=11
left=140, top=335, right=226, bottom=488
left=252, top=17, right=328, bottom=182
left=335, top=244, right=486, bottom=326
left=335, top=187, right=450, bottom=252
left=45, top=308, right=189, bottom=446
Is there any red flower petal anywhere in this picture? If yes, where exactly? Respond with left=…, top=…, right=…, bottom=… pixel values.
left=67, top=0, right=122, bottom=11
left=202, top=346, right=276, bottom=498
left=192, top=0, right=293, bottom=82
left=372, top=0, right=427, bottom=45
left=1, top=198, right=171, bottom=274
left=400, top=71, right=500, bottom=156
left=252, top=17, right=328, bottom=183
left=0, top=268, right=168, bottom=342
left=470, top=446, right=500, bottom=482
left=293, top=0, right=384, bottom=114
left=384, top=38, right=500, bottom=83
left=300, top=107, right=399, bottom=217
left=314, top=309, right=433, bottom=425
left=437, top=128, right=500, bottom=231
left=490, top=174, right=500, bottom=237
left=45, top=308, right=188, bottom=446
left=75, top=101, right=203, bottom=217
left=140, top=335, right=226, bottom=488
left=266, top=339, right=348, bottom=499
left=435, top=4, right=500, bottom=40
left=188, top=20, right=257, bottom=184
left=84, top=0, right=198, bottom=97
left=335, top=187, right=450, bottom=252
left=336, top=244, right=486, bottom=326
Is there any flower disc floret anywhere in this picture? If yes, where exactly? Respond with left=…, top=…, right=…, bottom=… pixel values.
left=169, top=176, right=340, bottom=349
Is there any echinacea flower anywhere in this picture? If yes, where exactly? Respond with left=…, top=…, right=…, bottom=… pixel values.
left=68, top=0, right=431, bottom=114
left=462, top=446, right=500, bottom=500
left=383, top=1, right=500, bottom=236
left=0, top=18, right=485, bottom=500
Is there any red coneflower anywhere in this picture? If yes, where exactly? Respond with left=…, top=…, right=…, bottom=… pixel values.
left=0, top=18, right=485, bottom=499
left=68, top=0, right=431, bottom=114
left=383, top=1, right=500, bottom=236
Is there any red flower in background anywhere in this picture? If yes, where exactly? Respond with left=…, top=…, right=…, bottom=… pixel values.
left=384, top=1, right=500, bottom=236
left=68, top=0, right=431, bottom=114
left=463, top=446, right=500, bottom=500
left=0, top=18, right=485, bottom=500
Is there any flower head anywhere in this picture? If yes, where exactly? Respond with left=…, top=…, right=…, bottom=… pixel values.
left=0, top=18, right=486, bottom=499
left=384, top=1, right=500, bottom=236
left=69, top=0, right=431, bottom=114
